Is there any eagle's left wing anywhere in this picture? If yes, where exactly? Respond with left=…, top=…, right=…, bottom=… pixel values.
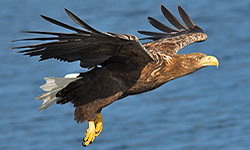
left=11, top=9, right=154, bottom=69
left=138, top=5, right=208, bottom=55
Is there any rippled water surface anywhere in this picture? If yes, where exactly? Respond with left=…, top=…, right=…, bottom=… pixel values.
left=1, top=0, right=250, bottom=150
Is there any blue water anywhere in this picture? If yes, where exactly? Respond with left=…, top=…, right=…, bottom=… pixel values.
left=1, top=0, right=250, bottom=150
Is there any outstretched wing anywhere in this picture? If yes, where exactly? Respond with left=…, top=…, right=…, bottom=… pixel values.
left=11, top=9, right=154, bottom=68
left=138, top=5, right=208, bottom=55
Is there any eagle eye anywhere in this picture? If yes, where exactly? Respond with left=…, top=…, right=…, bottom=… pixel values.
left=195, top=56, right=203, bottom=61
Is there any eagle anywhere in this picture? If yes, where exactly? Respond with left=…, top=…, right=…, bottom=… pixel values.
left=11, top=5, right=219, bottom=147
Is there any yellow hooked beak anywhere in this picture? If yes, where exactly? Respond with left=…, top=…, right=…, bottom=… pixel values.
left=199, top=55, right=219, bottom=68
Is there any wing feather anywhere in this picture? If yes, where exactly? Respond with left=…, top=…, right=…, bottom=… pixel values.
left=11, top=37, right=59, bottom=42
left=178, top=6, right=195, bottom=28
left=147, top=17, right=178, bottom=33
left=64, top=8, right=105, bottom=35
left=20, top=31, right=84, bottom=36
left=161, top=5, right=187, bottom=30
left=40, top=15, right=90, bottom=34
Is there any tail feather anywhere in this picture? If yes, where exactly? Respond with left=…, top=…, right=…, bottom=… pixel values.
left=38, top=97, right=62, bottom=110
left=37, top=73, right=80, bottom=111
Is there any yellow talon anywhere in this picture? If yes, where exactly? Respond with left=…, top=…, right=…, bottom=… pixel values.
left=82, top=113, right=103, bottom=147
left=83, top=121, right=95, bottom=147
left=94, top=113, right=103, bottom=137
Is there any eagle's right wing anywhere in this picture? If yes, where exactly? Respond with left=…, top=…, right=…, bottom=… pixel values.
left=138, top=5, right=208, bottom=55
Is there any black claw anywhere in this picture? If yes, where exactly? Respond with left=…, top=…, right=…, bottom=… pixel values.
left=82, top=138, right=86, bottom=147
left=81, top=140, right=93, bottom=147
left=82, top=141, right=86, bottom=147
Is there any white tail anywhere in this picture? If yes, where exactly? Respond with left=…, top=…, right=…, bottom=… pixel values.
left=36, top=73, right=81, bottom=111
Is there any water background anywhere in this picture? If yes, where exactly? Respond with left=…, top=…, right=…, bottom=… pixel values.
left=1, top=0, right=250, bottom=150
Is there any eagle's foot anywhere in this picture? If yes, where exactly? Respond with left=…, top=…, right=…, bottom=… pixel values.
left=94, top=113, right=103, bottom=137
left=82, top=113, right=103, bottom=147
left=82, top=121, right=95, bottom=147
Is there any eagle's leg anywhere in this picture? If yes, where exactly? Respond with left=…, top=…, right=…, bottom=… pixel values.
left=94, top=112, right=103, bottom=137
left=83, top=121, right=95, bottom=147
left=82, top=110, right=103, bottom=147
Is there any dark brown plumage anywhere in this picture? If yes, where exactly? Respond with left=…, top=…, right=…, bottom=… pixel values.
left=11, top=5, right=218, bottom=147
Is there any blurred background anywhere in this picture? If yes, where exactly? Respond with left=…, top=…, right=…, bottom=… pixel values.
left=1, top=0, right=250, bottom=150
